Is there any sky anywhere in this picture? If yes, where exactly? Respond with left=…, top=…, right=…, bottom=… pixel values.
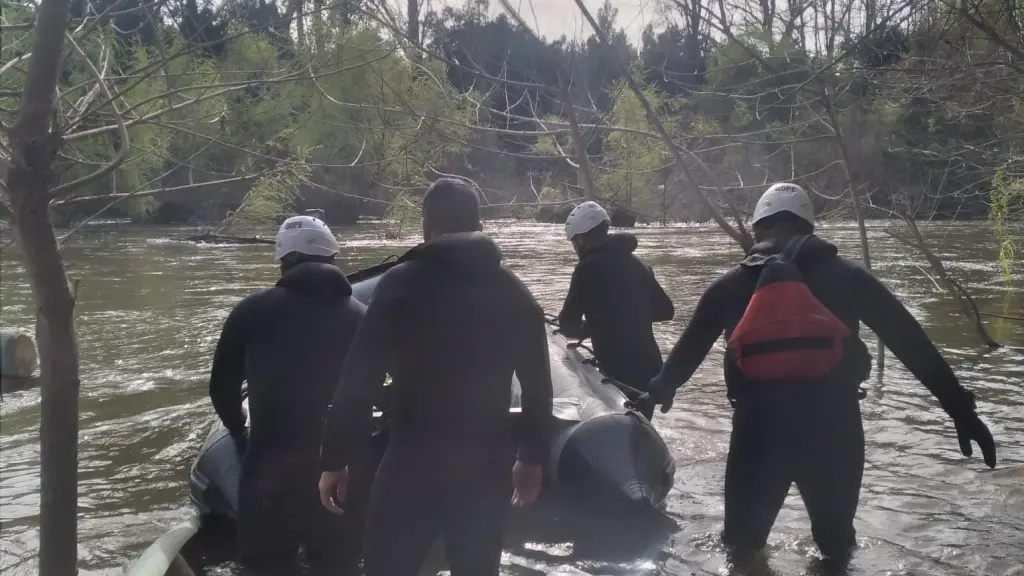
left=430, top=0, right=663, bottom=43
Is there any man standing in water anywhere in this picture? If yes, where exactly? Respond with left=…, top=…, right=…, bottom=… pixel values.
left=208, top=215, right=368, bottom=573
left=638, top=182, right=997, bottom=566
left=318, top=178, right=553, bottom=576
left=558, top=201, right=674, bottom=419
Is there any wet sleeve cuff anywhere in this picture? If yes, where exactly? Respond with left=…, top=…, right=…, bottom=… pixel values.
left=319, top=444, right=347, bottom=472
left=516, top=441, right=547, bottom=465
left=939, top=386, right=977, bottom=419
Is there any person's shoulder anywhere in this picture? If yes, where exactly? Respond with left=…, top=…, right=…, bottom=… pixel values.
left=716, top=263, right=747, bottom=283
left=496, top=264, right=543, bottom=307
left=236, top=287, right=275, bottom=311
left=628, top=253, right=658, bottom=275
left=834, top=254, right=869, bottom=273
left=375, top=260, right=421, bottom=290
left=496, top=263, right=531, bottom=290
left=700, top=264, right=749, bottom=298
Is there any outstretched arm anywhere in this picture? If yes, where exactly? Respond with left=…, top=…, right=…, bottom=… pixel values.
left=852, top=263, right=996, bottom=468
left=658, top=274, right=730, bottom=391
left=851, top=265, right=970, bottom=412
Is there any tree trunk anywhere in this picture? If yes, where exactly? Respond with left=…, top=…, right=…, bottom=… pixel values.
left=557, top=72, right=596, bottom=200
left=407, top=0, right=419, bottom=45
left=6, top=0, right=80, bottom=572
left=826, top=87, right=885, bottom=376
left=9, top=170, right=81, bottom=576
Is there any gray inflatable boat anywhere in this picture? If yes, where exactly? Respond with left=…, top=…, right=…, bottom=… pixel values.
left=188, top=259, right=676, bottom=519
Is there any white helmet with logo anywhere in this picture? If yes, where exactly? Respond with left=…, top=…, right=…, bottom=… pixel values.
left=751, top=182, right=815, bottom=226
left=565, top=201, right=611, bottom=240
left=275, top=215, right=339, bottom=261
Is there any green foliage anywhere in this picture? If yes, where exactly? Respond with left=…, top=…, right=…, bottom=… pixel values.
left=1, top=4, right=480, bottom=226
left=221, top=161, right=312, bottom=233
left=991, top=168, right=1023, bottom=284
left=4, top=0, right=1024, bottom=249
left=383, top=192, right=423, bottom=239
left=597, top=80, right=666, bottom=210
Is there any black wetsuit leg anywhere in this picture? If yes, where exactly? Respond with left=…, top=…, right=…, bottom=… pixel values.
left=794, top=388, right=864, bottom=561
left=722, top=383, right=864, bottom=558
left=362, top=450, right=444, bottom=576
left=363, top=443, right=513, bottom=576
left=442, top=465, right=513, bottom=576
left=721, top=393, right=794, bottom=551
left=237, top=450, right=312, bottom=570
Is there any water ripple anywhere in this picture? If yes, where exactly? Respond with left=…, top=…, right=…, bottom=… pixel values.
left=0, top=222, right=1021, bottom=575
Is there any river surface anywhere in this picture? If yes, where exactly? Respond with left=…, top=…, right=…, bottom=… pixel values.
left=1, top=222, right=1022, bottom=576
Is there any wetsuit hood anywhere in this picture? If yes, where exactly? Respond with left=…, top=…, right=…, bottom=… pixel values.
left=740, top=234, right=838, bottom=268
left=400, top=231, right=503, bottom=274
left=276, top=262, right=353, bottom=299
left=584, top=232, right=638, bottom=258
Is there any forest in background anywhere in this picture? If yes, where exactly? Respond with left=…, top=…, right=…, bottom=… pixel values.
left=1, top=0, right=1022, bottom=253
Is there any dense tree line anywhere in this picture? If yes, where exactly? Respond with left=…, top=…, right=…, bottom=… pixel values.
left=1, top=0, right=1022, bottom=247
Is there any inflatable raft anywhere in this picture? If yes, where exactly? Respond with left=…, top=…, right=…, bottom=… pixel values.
left=190, top=258, right=675, bottom=518
left=129, top=258, right=676, bottom=576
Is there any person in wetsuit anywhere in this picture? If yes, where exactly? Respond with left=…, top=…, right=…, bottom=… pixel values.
left=558, top=201, right=674, bottom=419
left=318, top=177, right=554, bottom=576
left=208, top=215, right=368, bottom=573
left=637, top=182, right=997, bottom=566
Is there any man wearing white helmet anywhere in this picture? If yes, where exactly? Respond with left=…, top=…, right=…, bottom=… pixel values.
left=559, top=200, right=674, bottom=420
left=208, top=214, right=369, bottom=573
left=638, top=182, right=996, bottom=568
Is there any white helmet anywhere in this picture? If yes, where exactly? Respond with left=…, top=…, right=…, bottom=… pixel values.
left=274, top=215, right=339, bottom=261
left=751, top=182, right=814, bottom=226
left=565, top=201, right=611, bottom=240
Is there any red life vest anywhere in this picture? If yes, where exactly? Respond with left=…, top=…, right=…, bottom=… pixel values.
left=726, top=236, right=851, bottom=383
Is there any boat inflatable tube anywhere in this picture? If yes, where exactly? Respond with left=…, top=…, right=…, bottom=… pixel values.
left=189, top=259, right=676, bottom=518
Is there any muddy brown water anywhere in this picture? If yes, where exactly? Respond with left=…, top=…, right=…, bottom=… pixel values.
left=0, top=222, right=1022, bottom=575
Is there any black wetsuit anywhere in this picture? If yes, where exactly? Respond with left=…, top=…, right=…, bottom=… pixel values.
left=320, top=232, right=554, bottom=576
left=656, top=235, right=978, bottom=559
left=208, top=262, right=368, bottom=571
left=557, top=233, right=674, bottom=396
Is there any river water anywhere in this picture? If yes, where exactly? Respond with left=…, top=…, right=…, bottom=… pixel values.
left=0, top=222, right=1022, bottom=576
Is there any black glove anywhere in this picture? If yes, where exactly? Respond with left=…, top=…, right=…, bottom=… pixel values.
left=229, top=427, right=249, bottom=456
left=952, top=411, right=997, bottom=469
left=635, top=375, right=675, bottom=416
left=942, top=388, right=997, bottom=469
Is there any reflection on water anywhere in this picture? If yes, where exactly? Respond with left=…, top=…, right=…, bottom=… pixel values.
left=1, top=222, right=1022, bottom=575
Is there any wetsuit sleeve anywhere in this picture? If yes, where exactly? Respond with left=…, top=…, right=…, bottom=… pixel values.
left=319, top=271, right=398, bottom=472
left=648, top=265, right=675, bottom=322
left=557, top=264, right=590, bottom=340
left=658, top=273, right=731, bottom=390
left=850, top=264, right=972, bottom=414
left=511, top=274, right=554, bottom=465
left=208, top=296, right=254, bottom=434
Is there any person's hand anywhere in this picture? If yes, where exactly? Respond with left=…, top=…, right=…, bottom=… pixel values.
left=952, top=411, right=997, bottom=469
left=511, top=460, right=542, bottom=508
left=634, top=375, right=674, bottom=416
left=229, top=428, right=249, bottom=455
left=319, top=468, right=349, bottom=516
